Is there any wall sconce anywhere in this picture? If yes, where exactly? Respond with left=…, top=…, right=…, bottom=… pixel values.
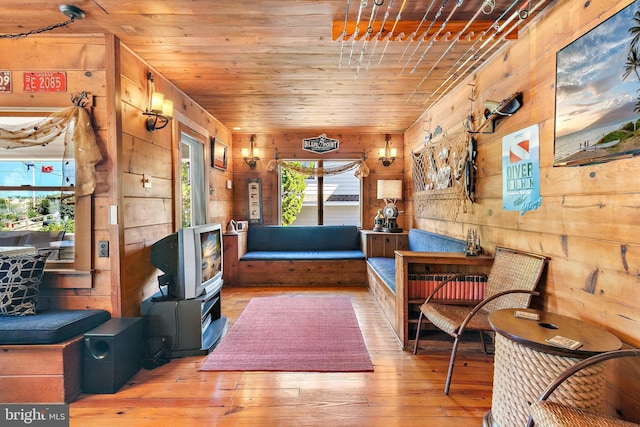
left=143, top=72, right=173, bottom=131
left=378, top=134, right=397, bottom=167
left=242, top=135, right=260, bottom=168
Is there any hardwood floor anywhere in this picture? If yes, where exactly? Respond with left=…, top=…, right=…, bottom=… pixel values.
left=70, top=287, right=494, bottom=426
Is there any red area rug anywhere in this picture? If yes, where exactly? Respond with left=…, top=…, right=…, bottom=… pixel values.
left=199, top=296, right=374, bottom=372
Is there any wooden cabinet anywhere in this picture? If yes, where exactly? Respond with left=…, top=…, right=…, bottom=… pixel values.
left=222, top=230, right=247, bottom=286
left=360, top=230, right=408, bottom=258
left=141, top=282, right=226, bottom=358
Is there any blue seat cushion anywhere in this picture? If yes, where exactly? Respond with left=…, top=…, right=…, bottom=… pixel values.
left=0, top=309, right=111, bottom=344
left=367, top=257, right=396, bottom=292
left=247, top=225, right=360, bottom=252
left=242, top=250, right=365, bottom=261
left=408, top=229, right=466, bottom=252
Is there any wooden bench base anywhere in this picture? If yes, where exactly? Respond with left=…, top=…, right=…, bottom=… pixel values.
left=238, top=259, right=367, bottom=286
left=366, top=263, right=399, bottom=342
left=0, top=335, right=83, bottom=403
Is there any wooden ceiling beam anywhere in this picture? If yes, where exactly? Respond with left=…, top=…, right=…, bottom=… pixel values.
left=331, top=20, right=518, bottom=42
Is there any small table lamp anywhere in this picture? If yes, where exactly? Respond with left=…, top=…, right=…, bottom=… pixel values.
left=377, top=180, right=403, bottom=233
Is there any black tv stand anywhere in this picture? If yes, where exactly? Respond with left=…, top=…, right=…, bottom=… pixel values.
left=141, top=280, right=227, bottom=358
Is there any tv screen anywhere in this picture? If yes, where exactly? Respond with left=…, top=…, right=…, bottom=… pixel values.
left=151, top=223, right=223, bottom=300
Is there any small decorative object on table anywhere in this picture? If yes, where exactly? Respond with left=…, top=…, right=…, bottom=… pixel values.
left=373, top=208, right=385, bottom=231
left=465, top=228, right=480, bottom=256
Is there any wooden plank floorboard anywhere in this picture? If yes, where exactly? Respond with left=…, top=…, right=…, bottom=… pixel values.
left=70, top=286, right=494, bottom=426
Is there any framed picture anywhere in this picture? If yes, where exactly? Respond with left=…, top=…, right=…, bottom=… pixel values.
left=247, top=178, right=263, bottom=224
left=211, top=138, right=228, bottom=170
left=554, top=0, right=640, bottom=166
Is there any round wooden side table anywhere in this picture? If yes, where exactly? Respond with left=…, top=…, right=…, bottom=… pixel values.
left=483, top=308, right=622, bottom=427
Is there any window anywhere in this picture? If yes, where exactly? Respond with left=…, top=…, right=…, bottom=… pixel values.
left=178, top=126, right=207, bottom=227
left=0, top=113, right=89, bottom=273
left=279, top=160, right=362, bottom=226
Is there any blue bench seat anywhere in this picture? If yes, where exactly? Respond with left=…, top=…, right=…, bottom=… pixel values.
left=0, top=309, right=110, bottom=344
left=238, top=225, right=366, bottom=286
left=367, top=257, right=397, bottom=292
left=366, top=229, right=467, bottom=292
left=365, top=228, right=476, bottom=348
left=242, top=250, right=365, bottom=261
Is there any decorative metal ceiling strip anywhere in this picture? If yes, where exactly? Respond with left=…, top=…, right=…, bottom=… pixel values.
left=399, top=0, right=437, bottom=64
left=339, top=0, right=352, bottom=70
left=366, top=0, right=394, bottom=71
left=447, top=0, right=522, bottom=73
left=405, top=0, right=524, bottom=103
left=423, top=0, right=546, bottom=108
left=409, top=0, right=465, bottom=75
left=378, top=0, right=408, bottom=64
left=355, top=0, right=384, bottom=77
left=400, top=0, right=448, bottom=74
left=412, top=2, right=489, bottom=92
left=348, top=0, right=368, bottom=65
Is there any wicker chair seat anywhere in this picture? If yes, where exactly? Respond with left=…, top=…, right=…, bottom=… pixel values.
left=421, top=303, right=490, bottom=335
left=413, top=247, right=548, bottom=395
left=530, top=401, right=639, bottom=427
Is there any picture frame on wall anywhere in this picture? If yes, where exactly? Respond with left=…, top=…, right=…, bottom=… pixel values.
left=247, top=178, right=263, bottom=224
left=211, top=138, right=228, bottom=170
left=554, top=0, right=640, bottom=166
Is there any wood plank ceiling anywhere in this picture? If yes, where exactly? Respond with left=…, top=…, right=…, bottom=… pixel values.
left=0, top=0, right=555, bottom=133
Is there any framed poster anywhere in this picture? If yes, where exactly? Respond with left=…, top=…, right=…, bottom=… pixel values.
left=247, top=178, right=263, bottom=224
left=211, top=138, right=228, bottom=170
left=554, top=0, right=640, bottom=166
left=502, top=124, right=542, bottom=215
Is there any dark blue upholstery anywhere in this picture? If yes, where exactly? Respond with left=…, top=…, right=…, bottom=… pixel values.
left=367, top=229, right=467, bottom=292
left=242, top=225, right=364, bottom=260
left=407, top=229, right=466, bottom=253
left=0, top=309, right=110, bottom=344
left=242, top=250, right=365, bottom=261
left=246, top=225, right=361, bottom=252
left=367, top=258, right=396, bottom=292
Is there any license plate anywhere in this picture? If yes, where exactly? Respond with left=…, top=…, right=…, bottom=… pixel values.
left=23, top=72, right=67, bottom=92
left=0, top=71, right=11, bottom=93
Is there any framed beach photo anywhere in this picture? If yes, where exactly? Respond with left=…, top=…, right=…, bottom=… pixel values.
left=211, top=138, right=228, bottom=170
left=554, top=0, right=640, bottom=166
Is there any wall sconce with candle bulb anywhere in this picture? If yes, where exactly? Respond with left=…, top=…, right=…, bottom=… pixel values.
left=378, top=134, right=397, bottom=167
left=143, top=72, right=173, bottom=131
left=242, top=135, right=260, bottom=168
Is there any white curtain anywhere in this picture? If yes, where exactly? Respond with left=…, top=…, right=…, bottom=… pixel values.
left=0, top=106, right=102, bottom=196
left=267, top=159, right=369, bottom=178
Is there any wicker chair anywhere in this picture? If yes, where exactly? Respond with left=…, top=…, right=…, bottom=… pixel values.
left=527, top=349, right=640, bottom=427
left=412, top=247, right=548, bottom=395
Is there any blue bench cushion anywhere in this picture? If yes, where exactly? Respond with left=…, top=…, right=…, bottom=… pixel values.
left=242, top=250, right=365, bottom=261
left=408, top=229, right=466, bottom=252
left=367, top=257, right=396, bottom=292
left=0, top=309, right=111, bottom=344
left=368, top=230, right=468, bottom=294
left=246, top=225, right=360, bottom=252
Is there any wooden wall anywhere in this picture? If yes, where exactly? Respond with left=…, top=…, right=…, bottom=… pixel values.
left=404, top=0, right=640, bottom=348
left=230, top=132, right=404, bottom=228
left=0, top=35, right=114, bottom=312
left=115, top=39, right=233, bottom=316
left=0, top=35, right=233, bottom=317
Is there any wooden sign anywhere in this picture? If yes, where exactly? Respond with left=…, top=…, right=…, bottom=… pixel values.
left=0, top=71, right=11, bottom=93
left=23, top=72, right=67, bottom=92
left=302, top=134, right=339, bottom=154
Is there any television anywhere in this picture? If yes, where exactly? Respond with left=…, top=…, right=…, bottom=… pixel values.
left=150, top=223, right=224, bottom=300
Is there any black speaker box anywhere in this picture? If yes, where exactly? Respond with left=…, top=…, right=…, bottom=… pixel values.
left=83, top=317, right=143, bottom=394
